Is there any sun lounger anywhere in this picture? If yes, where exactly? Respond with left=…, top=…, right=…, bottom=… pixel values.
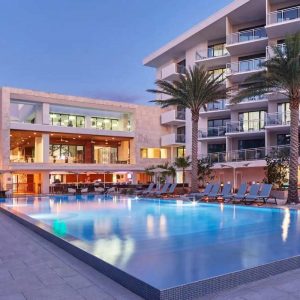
left=161, top=183, right=177, bottom=197
left=188, top=183, right=213, bottom=200
left=215, top=183, right=232, bottom=202
left=94, top=187, right=105, bottom=193
left=153, top=183, right=171, bottom=196
left=81, top=188, right=88, bottom=193
left=244, top=184, right=277, bottom=205
left=224, top=183, right=247, bottom=203
left=67, top=188, right=76, bottom=194
left=203, top=183, right=221, bottom=201
left=138, top=183, right=155, bottom=195
left=242, top=184, right=260, bottom=204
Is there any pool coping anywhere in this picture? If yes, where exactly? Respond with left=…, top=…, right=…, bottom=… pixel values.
left=2, top=202, right=300, bottom=300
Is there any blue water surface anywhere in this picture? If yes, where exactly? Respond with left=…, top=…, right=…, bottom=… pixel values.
left=4, top=195, right=300, bottom=289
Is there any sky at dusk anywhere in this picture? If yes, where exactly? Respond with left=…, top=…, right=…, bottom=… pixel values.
left=0, top=0, right=232, bottom=104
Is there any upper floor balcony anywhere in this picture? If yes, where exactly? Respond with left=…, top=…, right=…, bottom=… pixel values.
left=266, top=44, right=286, bottom=60
left=226, top=120, right=265, bottom=136
left=161, top=133, right=185, bottom=147
left=161, top=109, right=186, bottom=126
left=200, top=145, right=293, bottom=164
left=198, top=126, right=227, bottom=141
left=265, top=112, right=292, bottom=128
left=266, top=6, right=300, bottom=38
left=195, top=46, right=230, bottom=68
left=226, top=57, right=266, bottom=83
left=200, top=99, right=230, bottom=118
left=161, top=62, right=186, bottom=81
left=227, top=93, right=268, bottom=110
left=226, top=27, right=268, bottom=56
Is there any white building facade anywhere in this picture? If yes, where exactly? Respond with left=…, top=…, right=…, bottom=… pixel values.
left=144, top=0, right=300, bottom=189
left=0, top=87, right=171, bottom=194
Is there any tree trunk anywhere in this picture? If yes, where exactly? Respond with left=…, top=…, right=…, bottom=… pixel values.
left=287, top=99, right=299, bottom=204
left=191, top=112, right=199, bottom=193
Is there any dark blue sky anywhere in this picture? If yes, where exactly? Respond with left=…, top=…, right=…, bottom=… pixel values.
left=0, top=0, right=232, bottom=104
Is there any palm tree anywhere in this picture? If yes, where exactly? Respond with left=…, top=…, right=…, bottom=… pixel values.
left=148, top=65, right=227, bottom=193
left=233, top=33, right=300, bottom=203
left=174, top=156, right=191, bottom=193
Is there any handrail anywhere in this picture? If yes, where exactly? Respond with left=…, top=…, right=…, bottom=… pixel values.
left=227, top=27, right=266, bottom=45
left=268, top=6, right=300, bottom=25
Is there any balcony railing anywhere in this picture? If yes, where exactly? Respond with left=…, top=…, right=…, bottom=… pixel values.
left=226, top=120, right=265, bottom=133
left=200, top=145, right=292, bottom=164
left=176, top=110, right=186, bottom=120
left=176, top=134, right=186, bottom=143
left=176, top=64, right=186, bottom=74
left=206, top=99, right=227, bottom=111
left=268, top=6, right=300, bottom=25
left=241, top=94, right=266, bottom=103
left=266, top=112, right=291, bottom=126
left=199, top=126, right=227, bottom=138
left=266, top=44, right=286, bottom=59
left=227, top=57, right=266, bottom=75
left=195, top=47, right=228, bottom=61
left=227, top=27, right=267, bottom=45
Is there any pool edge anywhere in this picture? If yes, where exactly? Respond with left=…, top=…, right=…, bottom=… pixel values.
left=2, top=205, right=300, bottom=300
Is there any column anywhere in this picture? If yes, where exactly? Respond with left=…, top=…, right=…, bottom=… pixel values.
left=41, top=172, right=50, bottom=194
left=35, top=134, right=49, bottom=163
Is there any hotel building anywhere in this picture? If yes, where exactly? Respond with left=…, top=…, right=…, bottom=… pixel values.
left=144, top=0, right=300, bottom=189
left=0, top=87, right=173, bottom=194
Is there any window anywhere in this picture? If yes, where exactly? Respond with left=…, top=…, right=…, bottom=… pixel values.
left=208, top=144, right=226, bottom=153
left=50, top=113, right=85, bottom=128
left=238, top=139, right=264, bottom=150
left=277, top=102, right=290, bottom=124
left=238, top=111, right=266, bottom=131
left=277, top=134, right=290, bottom=146
left=49, top=144, right=85, bottom=163
left=177, top=147, right=186, bottom=158
left=208, top=119, right=230, bottom=128
left=140, top=148, right=168, bottom=159
left=238, top=54, right=265, bottom=72
left=207, top=43, right=227, bottom=58
left=91, top=117, right=120, bottom=131
left=277, top=6, right=299, bottom=23
left=208, top=68, right=226, bottom=81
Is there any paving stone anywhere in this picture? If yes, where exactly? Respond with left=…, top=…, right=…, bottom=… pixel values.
left=78, top=285, right=115, bottom=300
left=0, top=293, right=26, bottom=300
left=63, top=274, right=93, bottom=289
left=52, top=266, right=78, bottom=278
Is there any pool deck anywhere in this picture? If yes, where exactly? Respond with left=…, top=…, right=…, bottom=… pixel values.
left=2, top=205, right=300, bottom=300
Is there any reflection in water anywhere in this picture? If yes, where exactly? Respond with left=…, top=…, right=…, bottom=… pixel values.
left=159, top=214, right=167, bottom=237
left=127, top=199, right=132, bottom=211
left=282, top=208, right=291, bottom=242
left=220, top=203, right=224, bottom=213
left=147, top=215, right=154, bottom=236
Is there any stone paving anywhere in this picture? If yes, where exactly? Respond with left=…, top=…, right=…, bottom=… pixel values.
left=2, top=211, right=300, bottom=300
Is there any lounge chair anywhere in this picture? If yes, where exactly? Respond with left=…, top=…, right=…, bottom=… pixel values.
left=152, top=183, right=171, bottom=196
left=81, top=188, right=88, bottom=193
left=138, top=183, right=155, bottom=195
left=94, top=187, right=105, bottom=193
left=224, top=183, right=247, bottom=203
left=203, top=183, right=221, bottom=201
left=188, top=183, right=213, bottom=200
left=242, top=184, right=260, bottom=204
left=216, top=183, right=232, bottom=202
left=244, top=184, right=277, bottom=205
left=67, top=188, right=76, bottom=194
left=162, top=183, right=177, bottom=197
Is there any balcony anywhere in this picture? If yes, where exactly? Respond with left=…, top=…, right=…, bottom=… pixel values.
left=267, top=6, right=300, bottom=38
left=226, top=120, right=265, bottom=136
left=161, top=133, right=185, bottom=147
left=226, top=57, right=266, bottom=83
left=161, top=109, right=186, bottom=126
left=195, top=47, right=230, bottom=68
left=227, top=93, right=268, bottom=110
left=266, top=112, right=292, bottom=128
left=200, top=100, right=230, bottom=117
left=226, top=27, right=268, bottom=56
left=266, top=44, right=286, bottom=60
left=200, top=145, right=293, bottom=164
left=161, top=63, right=186, bottom=81
left=198, top=126, right=226, bottom=140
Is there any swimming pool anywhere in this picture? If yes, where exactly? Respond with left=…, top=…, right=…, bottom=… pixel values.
left=2, top=195, right=300, bottom=299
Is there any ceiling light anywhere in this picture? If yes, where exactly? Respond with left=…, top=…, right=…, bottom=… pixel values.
left=34, top=132, right=37, bottom=135
left=73, top=137, right=76, bottom=140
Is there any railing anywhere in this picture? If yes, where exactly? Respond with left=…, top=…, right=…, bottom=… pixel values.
left=241, top=94, right=266, bottom=103
left=206, top=99, right=227, bottom=111
left=200, top=145, right=292, bottom=164
left=176, top=64, right=186, bottom=74
left=176, top=134, right=186, bottom=143
left=268, top=6, right=300, bottom=25
left=227, top=27, right=267, bottom=45
left=227, top=57, right=266, bottom=75
left=199, top=126, right=227, bottom=138
left=266, top=44, right=286, bottom=59
left=226, top=119, right=265, bottom=133
left=266, top=112, right=291, bottom=126
left=176, top=110, right=186, bottom=120
left=195, top=47, right=228, bottom=61
left=10, top=156, right=35, bottom=163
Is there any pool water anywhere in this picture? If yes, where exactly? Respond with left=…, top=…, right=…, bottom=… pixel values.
left=3, top=195, right=300, bottom=289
